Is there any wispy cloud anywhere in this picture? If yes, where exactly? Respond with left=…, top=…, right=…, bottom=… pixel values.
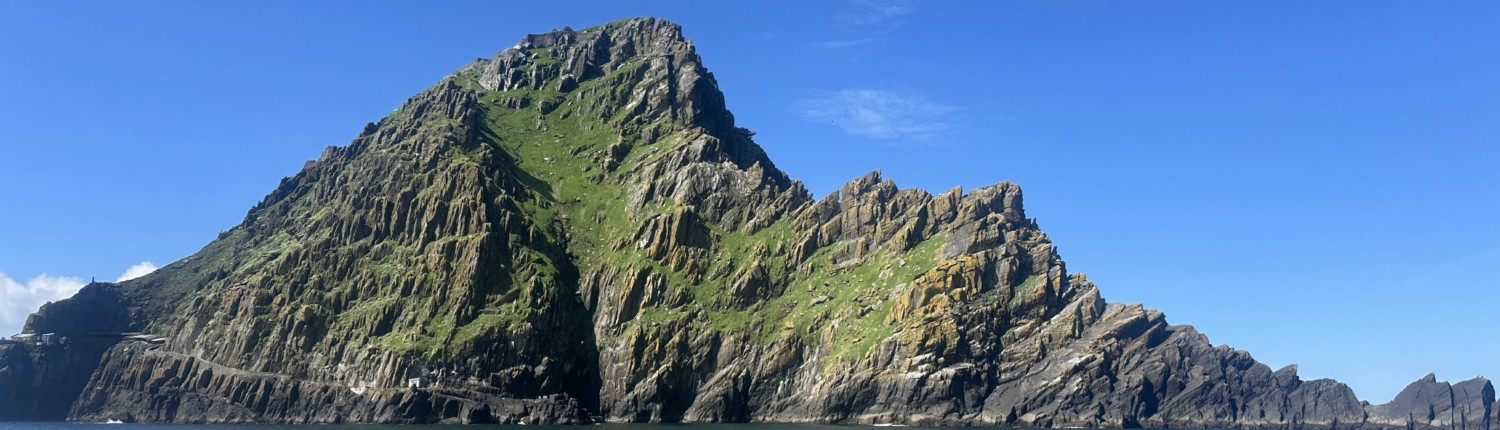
left=817, top=38, right=878, bottom=49
left=0, top=271, right=85, bottom=336
left=797, top=89, right=955, bottom=143
left=818, top=0, right=923, bottom=49
left=838, top=0, right=922, bottom=26
left=115, top=261, right=158, bottom=282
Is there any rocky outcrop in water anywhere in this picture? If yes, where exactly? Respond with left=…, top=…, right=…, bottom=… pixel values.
left=0, top=18, right=1491, bottom=429
left=1366, top=374, right=1494, bottom=430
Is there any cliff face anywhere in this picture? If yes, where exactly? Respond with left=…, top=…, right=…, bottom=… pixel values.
left=1366, top=374, right=1495, bottom=430
left=0, top=18, right=1491, bottom=429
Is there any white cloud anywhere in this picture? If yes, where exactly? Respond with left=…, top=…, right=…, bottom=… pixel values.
left=839, top=0, right=922, bottom=26
left=819, top=0, right=921, bottom=49
left=0, top=271, right=85, bottom=337
left=115, top=261, right=158, bottom=282
left=0, top=261, right=159, bottom=336
left=817, top=38, right=879, bottom=49
left=797, top=89, right=955, bottom=143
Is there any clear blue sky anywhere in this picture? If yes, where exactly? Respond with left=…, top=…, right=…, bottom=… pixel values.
left=1, top=1, right=1495, bottom=403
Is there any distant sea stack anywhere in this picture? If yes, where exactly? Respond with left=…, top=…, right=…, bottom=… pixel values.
left=0, top=18, right=1491, bottom=428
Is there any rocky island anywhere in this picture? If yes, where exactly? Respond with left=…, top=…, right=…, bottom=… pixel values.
left=0, top=18, right=1492, bottom=429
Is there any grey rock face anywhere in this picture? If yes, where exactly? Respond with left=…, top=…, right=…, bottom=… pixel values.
left=0, top=18, right=1490, bottom=429
left=1493, top=388, right=1499, bottom=430
left=0, top=338, right=117, bottom=421
left=1365, top=374, right=1494, bottom=430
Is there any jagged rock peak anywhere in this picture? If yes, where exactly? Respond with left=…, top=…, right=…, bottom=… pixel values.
left=1365, top=374, right=1495, bottom=430
left=456, top=17, right=790, bottom=195
left=467, top=18, right=733, bottom=132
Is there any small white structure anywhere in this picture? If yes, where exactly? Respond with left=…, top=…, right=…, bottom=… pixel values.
left=406, top=378, right=422, bottom=388
left=40, top=333, right=57, bottom=345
